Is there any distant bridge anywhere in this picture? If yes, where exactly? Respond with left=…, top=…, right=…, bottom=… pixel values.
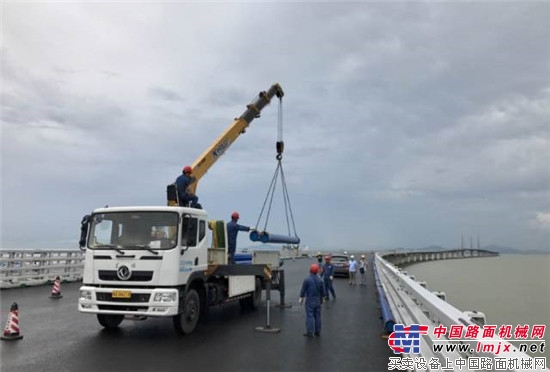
left=381, top=248, right=499, bottom=267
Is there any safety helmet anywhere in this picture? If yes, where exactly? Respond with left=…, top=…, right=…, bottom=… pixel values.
left=325, top=255, right=331, bottom=261
left=350, top=255, right=354, bottom=259
left=361, top=255, right=365, bottom=258
left=231, top=211, right=240, bottom=220
left=310, top=264, right=319, bottom=274
left=183, top=165, right=192, bottom=174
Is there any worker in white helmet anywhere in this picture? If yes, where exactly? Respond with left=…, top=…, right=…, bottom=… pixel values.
left=348, top=255, right=357, bottom=286
left=359, top=255, right=368, bottom=286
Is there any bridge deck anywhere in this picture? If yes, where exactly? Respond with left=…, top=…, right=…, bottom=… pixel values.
left=0, top=256, right=393, bottom=372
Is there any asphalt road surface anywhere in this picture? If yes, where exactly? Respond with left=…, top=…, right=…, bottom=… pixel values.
left=0, top=256, right=394, bottom=372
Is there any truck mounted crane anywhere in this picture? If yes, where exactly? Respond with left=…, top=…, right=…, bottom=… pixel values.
left=78, top=84, right=286, bottom=335
left=167, top=83, right=284, bottom=206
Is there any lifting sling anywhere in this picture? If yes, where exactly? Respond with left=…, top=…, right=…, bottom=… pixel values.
left=250, top=98, right=300, bottom=245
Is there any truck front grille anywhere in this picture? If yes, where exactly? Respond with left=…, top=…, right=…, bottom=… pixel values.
left=98, top=270, right=153, bottom=281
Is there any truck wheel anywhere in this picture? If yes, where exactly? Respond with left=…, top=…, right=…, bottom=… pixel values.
left=97, top=314, right=124, bottom=329
left=240, top=277, right=262, bottom=310
left=173, top=288, right=200, bottom=334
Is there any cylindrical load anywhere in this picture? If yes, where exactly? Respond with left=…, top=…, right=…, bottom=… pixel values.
left=249, top=230, right=300, bottom=244
left=377, top=286, right=395, bottom=333
left=373, top=263, right=396, bottom=334
left=259, top=232, right=300, bottom=244
left=249, top=230, right=262, bottom=242
left=233, top=253, right=253, bottom=265
left=233, top=253, right=253, bottom=262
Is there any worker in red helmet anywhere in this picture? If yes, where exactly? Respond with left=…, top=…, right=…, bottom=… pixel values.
left=175, top=165, right=200, bottom=208
left=299, top=263, right=325, bottom=337
left=226, top=211, right=254, bottom=264
left=321, top=255, right=336, bottom=301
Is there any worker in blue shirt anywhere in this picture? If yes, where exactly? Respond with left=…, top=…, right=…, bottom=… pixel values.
left=175, top=166, right=199, bottom=208
left=227, top=212, right=253, bottom=264
left=299, top=264, right=325, bottom=337
left=321, top=255, right=336, bottom=301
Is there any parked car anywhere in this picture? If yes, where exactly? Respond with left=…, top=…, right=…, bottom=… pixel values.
left=329, top=254, right=349, bottom=278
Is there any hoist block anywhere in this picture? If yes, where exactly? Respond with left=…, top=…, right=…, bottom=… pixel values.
left=249, top=231, right=300, bottom=244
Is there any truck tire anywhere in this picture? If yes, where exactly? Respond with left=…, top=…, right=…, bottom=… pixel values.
left=173, top=288, right=200, bottom=334
left=239, top=277, right=262, bottom=310
left=97, top=314, right=124, bottom=329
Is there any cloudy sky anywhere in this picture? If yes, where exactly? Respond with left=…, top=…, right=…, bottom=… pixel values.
left=2, top=1, right=549, bottom=252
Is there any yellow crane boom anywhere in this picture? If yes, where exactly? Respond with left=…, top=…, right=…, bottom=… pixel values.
left=168, top=83, right=284, bottom=206
left=188, top=83, right=284, bottom=194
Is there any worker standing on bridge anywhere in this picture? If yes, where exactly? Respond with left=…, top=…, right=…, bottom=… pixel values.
left=316, top=252, right=323, bottom=263
left=321, top=255, right=336, bottom=301
left=348, top=255, right=357, bottom=286
left=227, top=212, right=253, bottom=264
left=316, top=252, right=323, bottom=274
left=299, top=264, right=325, bottom=337
left=359, top=255, right=367, bottom=286
left=175, top=166, right=199, bottom=208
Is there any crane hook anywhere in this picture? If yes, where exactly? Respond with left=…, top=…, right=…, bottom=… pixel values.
left=276, top=141, right=284, bottom=160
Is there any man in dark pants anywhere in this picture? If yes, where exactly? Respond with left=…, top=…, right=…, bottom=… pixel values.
left=175, top=166, right=199, bottom=208
left=316, top=252, right=323, bottom=274
left=299, top=264, right=325, bottom=337
left=321, top=255, right=336, bottom=301
left=226, top=212, right=253, bottom=264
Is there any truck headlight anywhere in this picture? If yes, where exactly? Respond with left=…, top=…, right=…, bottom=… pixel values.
left=154, top=292, right=176, bottom=302
left=79, top=289, right=92, bottom=300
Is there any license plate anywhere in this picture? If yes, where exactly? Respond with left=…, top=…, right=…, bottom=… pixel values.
left=112, top=290, right=131, bottom=299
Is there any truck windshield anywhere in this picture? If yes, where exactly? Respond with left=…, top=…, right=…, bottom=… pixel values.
left=88, top=211, right=179, bottom=250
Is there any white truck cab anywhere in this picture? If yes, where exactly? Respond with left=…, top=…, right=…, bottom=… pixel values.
left=78, top=206, right=283, bottom=334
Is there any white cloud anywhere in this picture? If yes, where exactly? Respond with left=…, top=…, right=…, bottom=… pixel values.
left=2, top=1, right=549, bottom=251
left=389, top=89, right=550, bottom=199
left=532, top=212, right=550, bottom=230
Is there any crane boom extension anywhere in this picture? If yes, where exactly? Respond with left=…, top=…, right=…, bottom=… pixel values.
left=187, top=83, right=284, bottom=195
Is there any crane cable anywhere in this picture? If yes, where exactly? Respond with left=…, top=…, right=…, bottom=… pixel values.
left=254, top=97, right=299, bottom=241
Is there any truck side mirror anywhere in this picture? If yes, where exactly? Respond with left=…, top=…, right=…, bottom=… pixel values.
left=79, top=214, right=91, bottom=251
left=181, top=214, right=192, bottom=254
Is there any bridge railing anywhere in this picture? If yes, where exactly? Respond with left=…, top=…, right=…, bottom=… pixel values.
left=374, top=252, right=547, bottom=371
left=0, top=249, right=84, bottom=289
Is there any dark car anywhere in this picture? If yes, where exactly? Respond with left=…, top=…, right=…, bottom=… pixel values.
left=330, top=254, right=349, bottom=278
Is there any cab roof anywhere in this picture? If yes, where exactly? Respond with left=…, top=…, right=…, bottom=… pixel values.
left=92, top=206, right=208, bottom=217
